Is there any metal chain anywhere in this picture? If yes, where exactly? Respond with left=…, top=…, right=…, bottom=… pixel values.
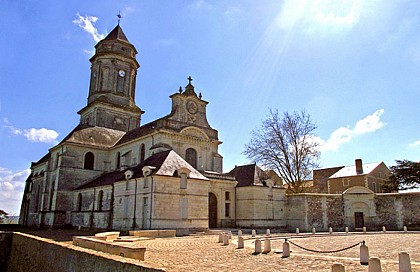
left=287, top=240, right=362, bottom=254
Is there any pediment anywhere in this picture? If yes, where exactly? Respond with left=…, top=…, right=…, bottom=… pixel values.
left=343, top=186, right=374, bottom=194
left=180, top=127, right=209, bottom=140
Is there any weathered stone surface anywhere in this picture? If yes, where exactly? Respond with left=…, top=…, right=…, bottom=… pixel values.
left=0, top=232, right=12, bottom=272
left=7, top=232, right=161, bottom=272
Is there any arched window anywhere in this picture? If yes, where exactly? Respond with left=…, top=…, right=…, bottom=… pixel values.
left=84, top=152, right=95, bottom=170
left=77, top=193, right=82, bottom=211
left=140, top=144, right=145, bottom=163
left=116, top=152, right=121, bottom=169
left=185, top=148, right=197, bottom=169
left=97, top=190, right=103, bottom=211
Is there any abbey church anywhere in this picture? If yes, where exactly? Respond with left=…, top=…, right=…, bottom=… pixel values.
left=19, top=25, right=420, bottom=233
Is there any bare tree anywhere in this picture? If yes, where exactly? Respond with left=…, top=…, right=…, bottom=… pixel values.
left=244, top=109, right=320, bottom=193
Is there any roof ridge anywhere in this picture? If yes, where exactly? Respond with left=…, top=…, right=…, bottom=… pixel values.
left=103, top=24, right=129, bottom=43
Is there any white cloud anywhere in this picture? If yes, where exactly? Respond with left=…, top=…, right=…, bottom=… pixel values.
left=353, top=109, right=385, bottom=134
left=23, top=128, right=59, bottom=144
left=0, top=167, right=30, bottom=215
left=73, top=13, right=105, bottom=43
left=2, top=118, right=59, bottom=144
left=276, top=0, right=372, bottom=34
left=319, top=109, right=385, bottom=152
left=3, top=117, right=22, bottom=135
left=409, top=140, right=420, bottom=147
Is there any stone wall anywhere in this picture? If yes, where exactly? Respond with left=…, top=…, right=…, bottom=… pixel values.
left=236, top=186, right=287, bottom=228
left=112, top=175, right=218, bottom=230
left=0, top=232, right=12, bottom=272
left=286, top=191, right=420, bottom=232
left=286, top=194, right=344, bottom=232
left=3, top=232, right=162, bottom=272
left=375, top=193, right=420, bottom=230
left=284, top=195, right=307, bottom=231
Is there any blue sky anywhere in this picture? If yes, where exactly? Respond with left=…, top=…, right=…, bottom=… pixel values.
left=1, top=0, right=419, bottom=215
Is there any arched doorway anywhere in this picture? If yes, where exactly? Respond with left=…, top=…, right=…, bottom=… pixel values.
left=208, top=193, right=217, bottom=228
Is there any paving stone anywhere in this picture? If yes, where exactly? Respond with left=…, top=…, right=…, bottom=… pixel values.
left=118, top=232, right=420, bottom=271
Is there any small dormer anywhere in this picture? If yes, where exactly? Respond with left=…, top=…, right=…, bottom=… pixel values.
left=142, top=165, right=156, bottom=188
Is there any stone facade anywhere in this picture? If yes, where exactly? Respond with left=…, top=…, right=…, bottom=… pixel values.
left=19, top=24, right=420, bottom=233
left=236, top=186, right=287, bottom=228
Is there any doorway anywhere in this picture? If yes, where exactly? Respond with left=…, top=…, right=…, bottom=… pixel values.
left=354, top=212, right=364, bottom=228
left=208, top=193, right=217, bottom=228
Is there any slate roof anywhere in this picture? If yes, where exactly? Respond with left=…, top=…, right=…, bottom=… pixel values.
left=75, top=150, right=208, bottom=190
left=329, top=162, right=383, bottom=179
left=115, top=119, right=160, bottom=146
left=103, top=25, right=129, bottom=43
left=227, top=163, right=269, bottom=187
left=59, top=124, right=125, bottom=148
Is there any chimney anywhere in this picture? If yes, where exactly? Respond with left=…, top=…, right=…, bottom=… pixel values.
left=355, top=159, right=363, bottom=174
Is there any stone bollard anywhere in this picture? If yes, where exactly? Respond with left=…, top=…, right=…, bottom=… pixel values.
left=360, top=241, right=369, bottom=265
left=312, top=227, right=316, bottom=234
left=282, top=239, right=290, bottom=258
left=228, top=231, right=232, bottom=239
left=345, top=226, right=349, bottom=233
left=237, top=236, right=244, bottom=249
left=266, top=229, right=271, bottom=236
left=331, top=263, right=345, bottom=272
left=398, top=252, right=412, bottom=272
left=329, top=227, right=333, bottom=234
left=296, top=228, right=300, bottom=235
left=368, top=257, right=382, bottom=272
left=252, top=229, right=256, bottom=237
left=218, top=233, right=224, bottom=243
left=222, top=233, right=229, bottom=246
left=382, top=226, right=386, bottom=233
left=363, top=227, right=367, bottom=233
left=263, top=238, right=271, bottom=253
left=403, top=226, right=407, bottom=233
left=238, top=229, right=243, bottom=237
left=254, top=239, right=262, bottom=254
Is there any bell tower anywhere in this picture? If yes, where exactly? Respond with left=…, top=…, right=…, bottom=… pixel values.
left=78, top=24, right=143, bottom=132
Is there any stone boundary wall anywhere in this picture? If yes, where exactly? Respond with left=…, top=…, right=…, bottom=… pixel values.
left=0, top=232, right=12, bottom=272
left=375, top=193, right=420, bottom=230
left=2, top=232, right=164, bottom=272
left=286, top=192, right=420, bottom=232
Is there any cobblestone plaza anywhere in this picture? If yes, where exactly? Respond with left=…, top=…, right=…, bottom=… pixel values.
left=134, top=231, right=420, bottom=271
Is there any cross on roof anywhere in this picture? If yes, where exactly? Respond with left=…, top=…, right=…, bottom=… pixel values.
left=187, top=76, right=193, bottom=85
left=117, top=11, right=122, bottom=25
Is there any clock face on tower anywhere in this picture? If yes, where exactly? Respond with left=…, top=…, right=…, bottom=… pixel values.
left=118, top=70, right=126, bottom=77
left=187, top=100, right=198, bottom=114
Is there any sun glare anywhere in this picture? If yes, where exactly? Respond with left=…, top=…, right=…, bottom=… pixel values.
left=276, top=0, right=365, bottom=32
